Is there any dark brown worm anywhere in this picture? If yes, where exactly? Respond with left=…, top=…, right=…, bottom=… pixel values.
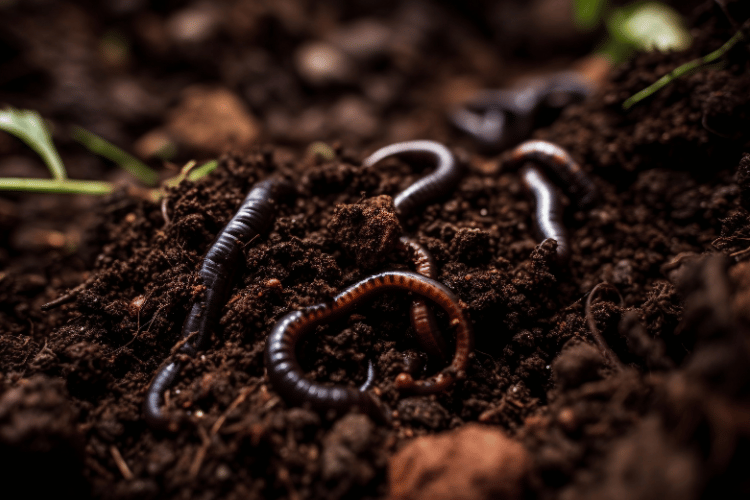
left=362, top=140, right=463, bottom=218
left=398, top=236, right=448, bottom=362
left=450, top=71, right=591, bottom=150
left=520, top=165, right=569, bottom=263
left=509, top=140, right=599, bottom=209
left=264, top=270, right=473, bottom=422
left=144, top=178, right=294, bottom=430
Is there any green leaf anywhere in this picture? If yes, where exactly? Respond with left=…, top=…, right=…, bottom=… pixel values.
left=187, top=159, right=218, bottom=181
left=607, top=2, right=691, bottom=53
left=0, top=107, right=67, bottom=180
left=0, top=177, right=114, bottom=195
left=71, top=126, right=160, bottom=186
left=573, top=0, right=608, bottom=30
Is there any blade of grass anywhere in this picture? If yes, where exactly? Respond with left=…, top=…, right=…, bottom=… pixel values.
left=0, top=108, right=67, bottom=180
left=71, top=126, right=160, bottom=186
left=623, top=28, right=746, bottom=110
left=0, top=178, right=114, bottom=195
left=187, top=159, right=218, bottom=181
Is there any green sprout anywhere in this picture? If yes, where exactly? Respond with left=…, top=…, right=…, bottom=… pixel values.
left=0, top=108, right=68, bottom=181
left=0, top=107, right=217, bottom=197
left=72, top=126, right=159, bottom=186
left=623, top=25, right=747, bottom=110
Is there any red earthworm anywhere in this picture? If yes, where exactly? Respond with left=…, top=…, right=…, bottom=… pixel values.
left=398, top=236, right=449, bottom=362
left=144, top=177, right=295, bottom=430
left=520, top=165, right=570, bottom=263
left=509, top=140, right=599, bottom=209
left=264, top=270, right=473, bottom=422
left=362, top=140, right=463, bottom=218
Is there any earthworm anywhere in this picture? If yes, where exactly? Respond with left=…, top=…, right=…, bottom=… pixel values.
left=520, top=165, right=570, bottom=263
left=509, top=140, right=599, bottom=209
left=398, top=236, right=449, bottom=362
left=144, top=177, right=294, bottom=430
left=362, top=140, right=463, bottom=218
left=265, top=270, right=473, bottom=422
left=363, top=142, right=462, bottom=362
left=450, top=72, right=590, bottom=150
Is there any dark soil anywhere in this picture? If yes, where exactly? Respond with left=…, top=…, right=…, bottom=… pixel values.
left=2, top=1, right=750, bottom=499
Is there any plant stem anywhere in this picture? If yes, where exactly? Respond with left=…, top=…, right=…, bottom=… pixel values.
left=623, top=29, right=746, bottom=110
left=0, top=178, right=114, bottom=195
left=71, top=126, right=160, bottom=186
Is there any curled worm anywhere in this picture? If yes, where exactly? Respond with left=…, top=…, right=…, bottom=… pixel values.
left=509, top=140, right=598, bottom=209
left=398, top=236, right=448, bottom=362
left=144, top=178, right=294, bottom=430
left=264, top=270, right=473, bottom=422
left=362, top=140, right=463, bottom=218
left=520, top=165, right=569, bottom=263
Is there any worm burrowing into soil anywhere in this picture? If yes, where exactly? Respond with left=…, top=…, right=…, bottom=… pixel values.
left=144, top=177, right=294, bottom=430
left=264, top=270, right=473, bottom=422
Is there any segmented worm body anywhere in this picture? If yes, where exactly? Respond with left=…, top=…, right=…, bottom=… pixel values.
left=398, top=236, right=448, bottom=362
left=362, top=140, right=463, bottom=218
left=265, top=270, right=473, bottom=421
left=509, top=140, right=598, bottom=209
left=451, top=72, right=591, bottom=150
left=520, top=166, right=569, bottom=263
left=364, top=142, right=463, bottom=364
left=144, top=178, right=294, bottom=430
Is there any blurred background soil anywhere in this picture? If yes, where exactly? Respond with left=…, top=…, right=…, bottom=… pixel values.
left=2, top=1, right=750, bottom=499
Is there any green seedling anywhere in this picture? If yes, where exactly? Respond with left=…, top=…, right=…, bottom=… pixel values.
left=72, top=126, right=159, bottom=186
left=0, top=108, right=67, bottom=181
left=0, top=107, right=217, bottom=197
left=623, top=25, right=748, bottom=109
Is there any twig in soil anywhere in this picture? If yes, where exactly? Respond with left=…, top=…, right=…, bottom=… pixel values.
left=41, top=281, right=88, bottom=311
left=210, top=383, right=258, bottom=435
left=189, top=425, right=211, bottom=477
left=143, top=178, right=295, bottom=430
left=623, top=22, right=750, bottom=110
left=585, top=282, right=626, bottom=371
left=110, top=445, right=134, bottom=480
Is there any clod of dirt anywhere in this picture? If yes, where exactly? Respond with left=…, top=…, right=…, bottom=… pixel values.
left=294, top=41, right=354, bottom=86
left=327, top=195, right=402, bottom=269
left=321, top=414, right=384, bottom=498
left=552, top=342, right=606, bottom=391
left=387, top=423, right=530, bottom=500
left=559, top=417, right=700, bottom=500
left=0, top=376, right=87, bottom=497
left=166, top=86, right=260, bottom=153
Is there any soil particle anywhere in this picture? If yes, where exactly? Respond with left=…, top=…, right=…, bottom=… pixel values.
left=0, top=375, right=88, bottom=498
left=388, top=423, right=530, bottom=500
left=327, top=195, right=402, bottom=270
left=166, top=86, right=261, bottom=154
left=551, top=342, right=606, bottom=391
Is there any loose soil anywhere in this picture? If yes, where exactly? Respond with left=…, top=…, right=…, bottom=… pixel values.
left=2, top=1, right=750, bottom=499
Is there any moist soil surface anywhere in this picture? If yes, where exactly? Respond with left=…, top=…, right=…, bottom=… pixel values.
left=2, top=1, right=750, bottom=499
